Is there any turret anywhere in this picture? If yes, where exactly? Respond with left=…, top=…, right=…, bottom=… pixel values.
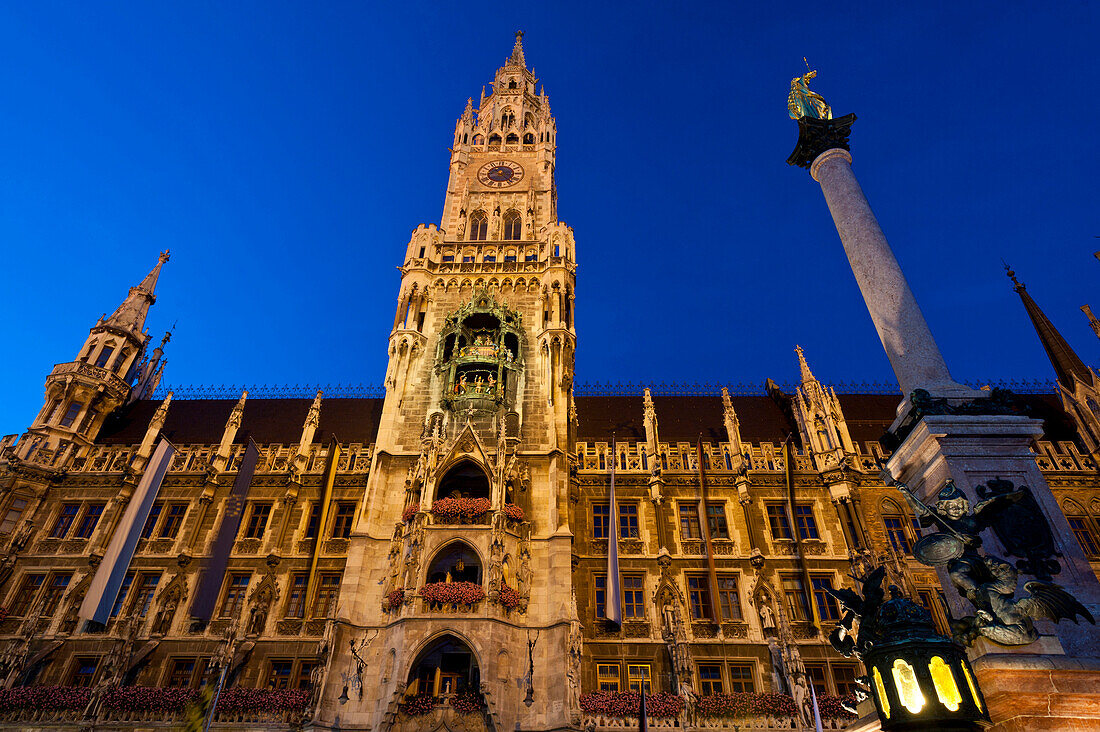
left=19, top=251, right=169, bottom=466
left=791, top=346, right=854, bottom=456
left=211, top=390, right=247, bottom=472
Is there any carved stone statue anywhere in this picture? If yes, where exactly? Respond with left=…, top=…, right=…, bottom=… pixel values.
left=766, top=638, right=788, bottom=694
left=890, top=475, right=1094, bottom=646
left=678, top=679, right=697, bottom=725
left=759, top=603, right=777, bottom=634
left=792, top=675, right=813, bottom=726
left=788, top=65, right=831, bottom=120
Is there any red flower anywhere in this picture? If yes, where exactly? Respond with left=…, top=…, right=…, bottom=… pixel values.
left=502, top=503, right=525, bottom=522
left=449, top=689, right=484, bottom=714
left=420, top=581, right=485, bottom=606
left=430, top=497, right=491, bottom=523
left=401, top=503, right=420, bottom=523
left=387, top=588, right=406, bottom=609
left=579, top=691, right=684, bottom=718
left=498, top=584, right=522, bottom=609
left=403, top=693, right=436, bottom=716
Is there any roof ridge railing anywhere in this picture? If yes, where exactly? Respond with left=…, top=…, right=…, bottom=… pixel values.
left=151, top=378, right=1058, bottom=401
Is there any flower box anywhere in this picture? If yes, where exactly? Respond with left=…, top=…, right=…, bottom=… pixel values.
left=431, top=497, right=491, bottom=523
left=502, top=503, right=525, bottom=522
left=498, top=584, right=522, bottom=610
left=401, top=503, right=419, bottom=524
left=449, top=690, right=484, bottom=715
left=402, top=693, right=436, bottom=717
left=419, top=581, right=486, bottom=608
left=386, top=588, right=406, bottom=610
left=579, top=691, right=684, bottom=719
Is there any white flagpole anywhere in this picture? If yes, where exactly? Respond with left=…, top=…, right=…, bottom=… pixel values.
left=605, top=437, right=621, bottom=625
left=810, top=679, right=824, bottom=732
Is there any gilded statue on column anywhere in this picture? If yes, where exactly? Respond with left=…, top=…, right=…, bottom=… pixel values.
left=788, top=60, right=832, bottom=120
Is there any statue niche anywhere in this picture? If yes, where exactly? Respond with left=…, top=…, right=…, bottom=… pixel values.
left=438, top=291, right=524, bottom=416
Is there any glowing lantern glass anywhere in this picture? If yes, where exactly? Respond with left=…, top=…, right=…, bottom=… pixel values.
left=862, top=593, right=990, bottom=731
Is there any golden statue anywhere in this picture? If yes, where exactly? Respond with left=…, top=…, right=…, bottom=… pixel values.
left=788, top=60, right=832, bottom=120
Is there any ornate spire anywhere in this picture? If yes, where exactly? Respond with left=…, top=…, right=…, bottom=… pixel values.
left=508, top=30, right=526, bottom=68
left=104, top=250, right=170, bottom=334
left=795, top=345, right=816, bottom=384
left=1006, top=264, right=1095, bottom=390
left=1082, top=305, right=1100, bottom=340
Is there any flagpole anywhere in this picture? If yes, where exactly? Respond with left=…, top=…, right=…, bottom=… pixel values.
left=202, top=664, right=229, bottom=732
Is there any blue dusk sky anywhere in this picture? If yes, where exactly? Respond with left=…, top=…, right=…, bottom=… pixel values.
left=1, top=2, right=1097, bottom=433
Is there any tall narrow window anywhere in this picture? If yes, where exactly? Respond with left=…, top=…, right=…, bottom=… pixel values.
left=882, top=500, right=913, bottom=554
left=93, top=346, right=115, bottom=369
left=0, top=497, right=28, bottom=535
left=503, top=210, right=521, bottom=240
left=133, top=573, right=161, bottom=617
left=332, top=503, right=355, bottom=538
left=286, top=574, right=308, bottom=618
left=51, top=504, right=80, bottom=538
left=295, top=661, right=316, bottom=689
left=592, top=504, right=610, bottom=539
left=220, top=574, right=250, bottom=618
left=596, top=663, right=620, bottom=691
left=469, top=211, right=488, bottom=241
left=111, top=573, right=135, bottom=618
left=766, top=504, right=793, bottom=540
left=679, top=503, right=701, bottom=540
left=811, top=575, right=841, bottom=620
left=794, top=504, right=820, bottom=540
left=833, top=664, right=859, bottom=698
left=626, top=664, right=651, bottom=693
left=706, top=502, right=729, bottom=539
left=593, top=575, right=607, bottom=619
left=41, top=573, right=71, bottom=611
left=10, top=574, right=45, bottom=616
left=244, top=503, right=272, bottom=540
left=717, top=574, right=742, bottom=620
left=159, top=504, right=187, bottom=539
left=618, top=504, right=639, bottom=539
left=305, top=503, right=321, bottom=538
left=59, top=401, right=84, bottom=428
left=728, top=663, right=755, bottom=693
left=805, top=664, right=829, bottom=695
left=141, top=502, right=164, bottom=539
left=687, top=575, right=713, bottom=620
left=622, top=575, right=644, bottom=619
left=75, top=504, right=105, bottom=539
left=782, top=575, right=810, bottom=622
left=313, top=573, right=342, bottom=618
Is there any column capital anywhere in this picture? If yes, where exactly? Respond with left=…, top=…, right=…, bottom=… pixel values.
left=787, top=112, right=856, bottom=170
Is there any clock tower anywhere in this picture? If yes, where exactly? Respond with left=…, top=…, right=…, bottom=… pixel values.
left=326, top=32, right=580, bottom=732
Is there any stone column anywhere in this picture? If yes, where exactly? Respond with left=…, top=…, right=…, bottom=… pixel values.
left=809, top=147, right=973, bottom=400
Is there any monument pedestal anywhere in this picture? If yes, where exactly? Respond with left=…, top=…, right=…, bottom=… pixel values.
left=886, top=413, right=1100, bottom=729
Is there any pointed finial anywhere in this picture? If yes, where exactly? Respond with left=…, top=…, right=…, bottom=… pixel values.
left=795, top=345, right=816, bottom=383
left=1003, top=261, right=1024, bottom=291
left=159, top=249, right=170, bottom=264
left=510, top=30, right=526, bottom=67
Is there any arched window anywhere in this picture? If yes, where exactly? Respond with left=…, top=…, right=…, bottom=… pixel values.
left=469, top=211, right=488, bottom=241
left=508, top=79, right=518, bottom=89
left=473, top=134, right=484, bottom=145
left=505, top=133, right=519, bottom=145
left=523, top=133, right=535, bottom=145
left=1064, top=500, right=1100, bottom=558
left=426, top=541, right=482, bottom=584
left=406, top=635, right=480, bottom=699
left=524, top=113, right=535, bottom=129
left=881, top=499, right=915, bottom=554
left=436, top=460, right=491, bottom=501
left=488, top=134, right=501, bottom=151
left=501, top=109, right=515, bottom=128
left=503, top=210, right=522, bottom=240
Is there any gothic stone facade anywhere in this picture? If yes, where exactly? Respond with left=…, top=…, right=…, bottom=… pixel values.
left=2, top=36, right=1100, bottom=732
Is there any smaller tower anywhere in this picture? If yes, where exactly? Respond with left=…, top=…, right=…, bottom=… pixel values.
left=791, top=346, right=854, bottom=459
left=1009, top=266, right=1100, bottom=453
left=19, top=251, right=169, bottom=466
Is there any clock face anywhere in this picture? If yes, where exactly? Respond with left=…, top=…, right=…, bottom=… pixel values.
left=477, top=160, right=524, bottom=188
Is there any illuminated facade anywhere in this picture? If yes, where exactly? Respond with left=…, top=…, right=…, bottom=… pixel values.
left=1, top=34, right=1099, bottom=732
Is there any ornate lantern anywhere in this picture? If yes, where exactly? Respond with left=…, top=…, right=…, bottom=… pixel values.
left=861, top=591, right=989, bottom=731
left=826, top=567, right=989, bottom=732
